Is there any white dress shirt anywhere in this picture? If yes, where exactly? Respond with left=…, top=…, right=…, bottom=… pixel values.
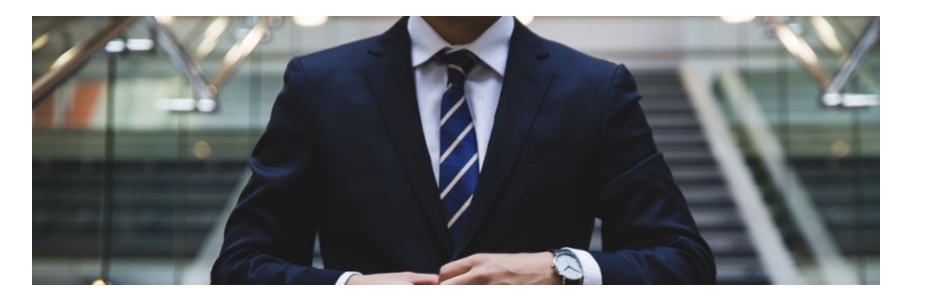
left=336, top=16, right=602, bottom=285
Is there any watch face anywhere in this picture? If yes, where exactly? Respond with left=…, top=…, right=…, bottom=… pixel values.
left=554, top=252, right=583, bottom=280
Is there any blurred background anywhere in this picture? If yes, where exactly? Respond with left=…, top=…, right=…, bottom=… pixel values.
left=32, top=16, right=879, bottom=285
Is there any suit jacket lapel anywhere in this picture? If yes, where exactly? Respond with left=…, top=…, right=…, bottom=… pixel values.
left=453, top=21, right=555, bottom=259
left=365, top=17, right=453, bottom=255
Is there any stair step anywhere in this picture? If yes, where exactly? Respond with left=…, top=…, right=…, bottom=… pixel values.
left=808, top=187, right=880, bottom=205
left=33, top=209, right=219, bottom=232
left=33, top=193, right=230, bottom=206
left=699, top=231, right=757, bottom=257
left=834, top=230, right=879, bottom=256
left=690, top=207, right=745, bottom=230
left=31, top=71, right=775, bottom=285
left=653, top=134, right=708, bottom=146
left=647, top=115, right=701, bottom=129
left=661, top=150, right=716, bottom=165
left=714, top=257, right=769, bottom=284
left=678, top=186, right=735, bottom=207
left=33, top=235, right=205, bottom=258
left=638, top=85, right=687, bottom=98
left=671, top=167, right=724, bottom=184
left=641, top=101, right=694, bottom=113
left=34, top=187, right=239, bottom=201
left=821, top=206, right=880, bottom=230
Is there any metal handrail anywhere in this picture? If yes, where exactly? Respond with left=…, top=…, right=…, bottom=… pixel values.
left=680, top=67, right=804, bottom=284
left=765, top=16, right=880, bottom=107
left=32, top=16, right=272, bottom=112
left=146, top=16, right=269, bottom=111
left=32, top=16, right=79, bottom=53
left=717, top=70, right=858, bottom=284
left=32, top=16, right=140, bottom=107
left=144, top=16, right=216, bottom=102
left=193, top=17, right=230, bottom=60
left=809, top=17, right=878, bottom=97
left=765, top=16, right=832, bottom=89
left=210, top=17, right=269, bottom=89
left=822, top=16, right=880, bottom=107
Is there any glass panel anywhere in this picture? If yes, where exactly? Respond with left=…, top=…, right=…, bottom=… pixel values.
left=844, top=41, right=880, bottom=97
left=104, top=19, right=189, bottom=285
left=32, top=16, right=261, bottom=285
left=687, top=16, right=879, bottom=284
left=32, top=17, right=110, bottom=78
left=37, top=16, right=882, bottom=286
left=33, top=14, right=300, bottom=284
left=33, top=55, right=110, bottom=284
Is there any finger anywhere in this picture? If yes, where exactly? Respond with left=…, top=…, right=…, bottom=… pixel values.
left=405, top=273, right=439, bottom=285
left=439, top=270, right=482, bottom=285
left=438, top=255, right=481, bottom=283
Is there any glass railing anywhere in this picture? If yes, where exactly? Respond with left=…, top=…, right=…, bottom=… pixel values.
left=33, top=17, right=141, bottom=107
left=35, top=16, right=879, bottom=285
left=683, top=16, right=879, bottom=284
left=836, top=28, right=880, bottom=105
left=763, top=16, right=880, bottom=107
left=32, top=16, right=275, bottom=285
left=33, top=16, right=273, bottom=112
left=34, top=16, right=396, bottom=285
left=33, top=17, right=110, bottom=77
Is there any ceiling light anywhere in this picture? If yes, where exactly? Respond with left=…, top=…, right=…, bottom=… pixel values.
left=293, top=16, right=328, bottom=27
left=155, top=16, right=174, bottom=24
left=126, top=39, right=154, bottom=51
left=720, top=16, right=756, bottom=24
left=105, top=40, right=125, bottom=53
left=157, top=98, right=196, bottom=112
left=196, top=99, right=217, bottom=112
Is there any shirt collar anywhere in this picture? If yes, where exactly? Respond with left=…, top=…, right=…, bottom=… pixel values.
left=408, top=16, right=514, bottom=76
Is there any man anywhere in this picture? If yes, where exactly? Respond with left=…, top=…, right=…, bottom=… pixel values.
left=212, top=16, right=715, bottom=285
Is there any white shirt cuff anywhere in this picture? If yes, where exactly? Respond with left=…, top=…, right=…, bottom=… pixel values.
left=335, top=271, right=362, bottom=285
left=564, top=247, right=602, bottom=285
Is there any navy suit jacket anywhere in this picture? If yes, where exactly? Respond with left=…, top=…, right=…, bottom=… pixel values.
left=212, top=17, right=716, bottom=284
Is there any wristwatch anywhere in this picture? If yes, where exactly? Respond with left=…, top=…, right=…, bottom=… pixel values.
left=550, top=248, right=584, bottom=285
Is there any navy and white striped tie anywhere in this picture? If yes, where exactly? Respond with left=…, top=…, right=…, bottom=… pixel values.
left=434, top=48, right=479, bottom=246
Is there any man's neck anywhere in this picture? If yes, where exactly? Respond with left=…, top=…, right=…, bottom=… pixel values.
left=420, top=17, right=501, bottom=45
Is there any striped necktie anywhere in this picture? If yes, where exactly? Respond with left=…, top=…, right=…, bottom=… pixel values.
left=434, top=48, right=479, bottom=246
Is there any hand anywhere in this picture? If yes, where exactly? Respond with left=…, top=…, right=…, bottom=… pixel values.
left=438, top=252, right=560, bottom=285
left=345, top=272, right=439, bottom=285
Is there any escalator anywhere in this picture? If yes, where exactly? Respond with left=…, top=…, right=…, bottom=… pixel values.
left=33, top=158, right=244, bottom=258
left=632, top=71, right=769, bottom=284
left=793, top=156, right=879, bottom=257
left=708, top=16, right=879, bottom=284
left=32, top=16, right=270, bottom=284
left=32, top=16, right=879, bottom=285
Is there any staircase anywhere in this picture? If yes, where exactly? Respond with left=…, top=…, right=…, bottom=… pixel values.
left=792, top=157, right=880, bottom=259
left=32, top=158, right=245, bottom=258
left=795, top=156, right=879, bottom=284
left=738, top=69, right=880, bottom=284
left=33, top=71, right=770, bottom=284
left=606, top=70, right=770, bottom=284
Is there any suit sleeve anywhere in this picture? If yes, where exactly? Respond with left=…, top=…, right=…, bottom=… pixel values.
left=588, top=64, right=717, bottom=284
left=210, top=58, right=344, bottom=284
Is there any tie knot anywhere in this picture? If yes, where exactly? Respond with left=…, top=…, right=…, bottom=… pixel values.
left=434, top=48, right=478, bottom=83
